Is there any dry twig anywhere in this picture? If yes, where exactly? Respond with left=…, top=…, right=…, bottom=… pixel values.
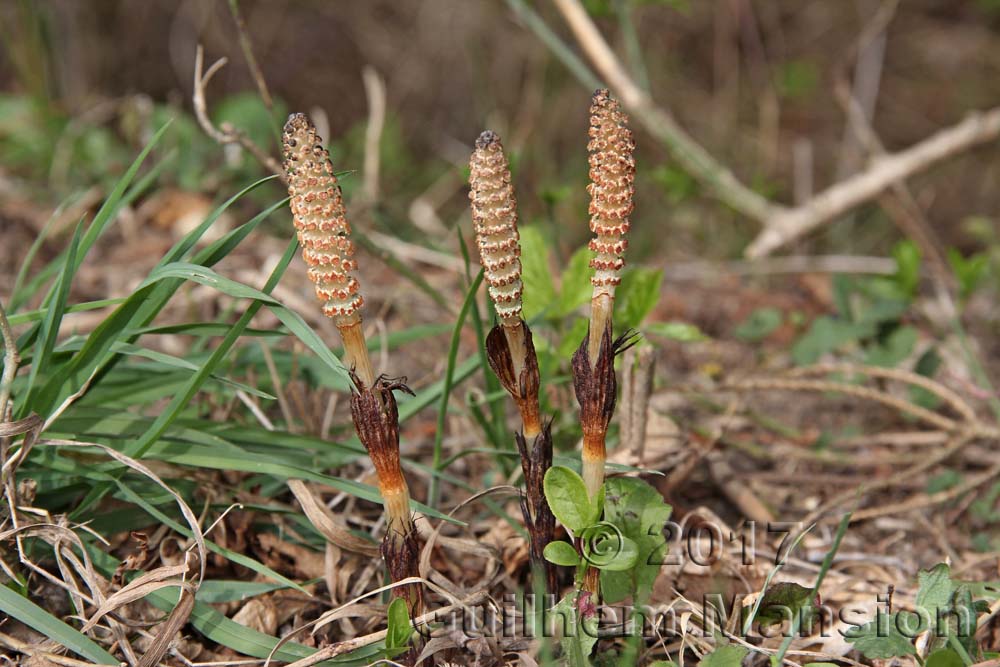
left=0, top=299, right=18, bottom=423
left=192, top=45, right=284, bottom=179
left=226, top=0, right=274, bottom=111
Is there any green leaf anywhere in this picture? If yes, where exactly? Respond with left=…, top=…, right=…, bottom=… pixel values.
left=557, top=245, right=594, bottom=317
left=776, top=59, right=819, bottom=99
left=21, top=221, right=82, bottom=410
left=845, top=612, right=918, bottom=658
left=196, top=580, right=289, bottom=603
left=912, top=347, right=944, bottom=409
left=0, top=584, right=119, bottom=664
left=646, top=320, right=707, bottom=342
left=519, top=225, right=557, bottom=320
left=734, top=307, right=782, bottom=342
left=950, top=584, right=979, bottom=657
left=892, top=240, right=922, bottom=298
left=385, top=598, right=412, bottom=652
left=29, top=192, right=284, bottom=421
left=600, top=477, right=672, bottom=604
left=863, top=325, right=917, bottom=368
left=552, top=592, right=599, bottom=667
left=926, top=649, right=966, bottom=667
left=791, top=316, right=869, bottom=365
left=543, top=466, right=595, bottom=534
left=652, top=163, right=697, bottom=203
left=140, top=262, right=280, bottom=302
left=948, top=248, right=990, bottom=301
left=615, top=267, right=663, bottom=330
left=917, top=563, right=955, bottom=622
left=544, top=540, right=581, bottom=566
left=698, top=644, right=749, bottom=667
left=748, top=581, right=815, bottom=629
left=927, top=469, right=963, bottom=494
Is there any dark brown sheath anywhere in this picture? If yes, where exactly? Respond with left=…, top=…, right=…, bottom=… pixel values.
left=486, top=320, right=542, bottom=437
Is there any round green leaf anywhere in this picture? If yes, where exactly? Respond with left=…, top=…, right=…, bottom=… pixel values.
left=543, top=540, right=580, bottom=567
left=544, top=466, right=593, bottom=534
left=385, top=597, right=412, bottom=651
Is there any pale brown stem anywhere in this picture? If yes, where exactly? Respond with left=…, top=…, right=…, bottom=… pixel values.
left=581, top=431, right=606, bottom=500
left=588, top=292, right=613, bottom=368
left=501, top=318, right=527, bottom=384
left=381, top=484, right=415, bottom=542
left=501, top=319, right=541, bottom=438
left=336, top=316, right=376, bottom=390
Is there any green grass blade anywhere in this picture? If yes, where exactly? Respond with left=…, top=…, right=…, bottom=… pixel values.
left=196, top=580, right=291, bottom=603
left=19, top=222, right=82, bottom=415
left=11, top=197, right=62, bottom=306
left=770, top=512, right=852, bottom=667
left=459, top=229, right=506, bottom=454
left=70, top=239, right=300, bottom=515
left=267, top=301, right=349, bottom=386
left=157, top=175, right=279, bottom=267
left=141, top=440, right=458, bottom=523
left=140, top=262, right=283, bottom=302
left=30, top=199, right=286, bottom=419
left=74, top=122, right=173, bottom=274
left=0, top=584, right=118, bottom=664
left=429, top=269, right=484, bottom=507
left=9, top=151, right=172, bottom=317
left=129, top=322, right=283, bottom=337
left=8, top=298, right=127, bottom=326
left=398, top=355, right=479, bottom=422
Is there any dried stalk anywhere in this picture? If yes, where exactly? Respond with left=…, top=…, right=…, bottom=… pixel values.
left=193, top=46, right=284, bottom=180
left=468, top=130, right=555, bottom=591
left=0, top=300, right=18, bottom=424
left=282, top=113, right=422, bottom=614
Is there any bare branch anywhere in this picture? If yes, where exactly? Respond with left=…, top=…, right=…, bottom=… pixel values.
left=226, top=0, right=274, bottom=111
left=748, top=107, right=1000, bottom=257
left=545, top=0, right=1000, bottom=258
left=360, top=66, right=386, bottom=206
left=192, top=45, right=284, bottom=180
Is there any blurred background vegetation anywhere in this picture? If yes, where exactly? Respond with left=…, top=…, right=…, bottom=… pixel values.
left=5, top=0, right=1000, bottom=273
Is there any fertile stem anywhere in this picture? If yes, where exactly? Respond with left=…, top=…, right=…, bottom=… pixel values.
left=576, top=88, right=635, bottom=498
left=282, top=113, right=422, bottom=615
left=470, top=130, right=554, bottom=589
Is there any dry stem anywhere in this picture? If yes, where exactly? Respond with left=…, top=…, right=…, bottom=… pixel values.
left=0, top=300, right=18, bottom=423
left=192, top=45, right=284, bottom=180
left=226, top=0, right=274, bottom=111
